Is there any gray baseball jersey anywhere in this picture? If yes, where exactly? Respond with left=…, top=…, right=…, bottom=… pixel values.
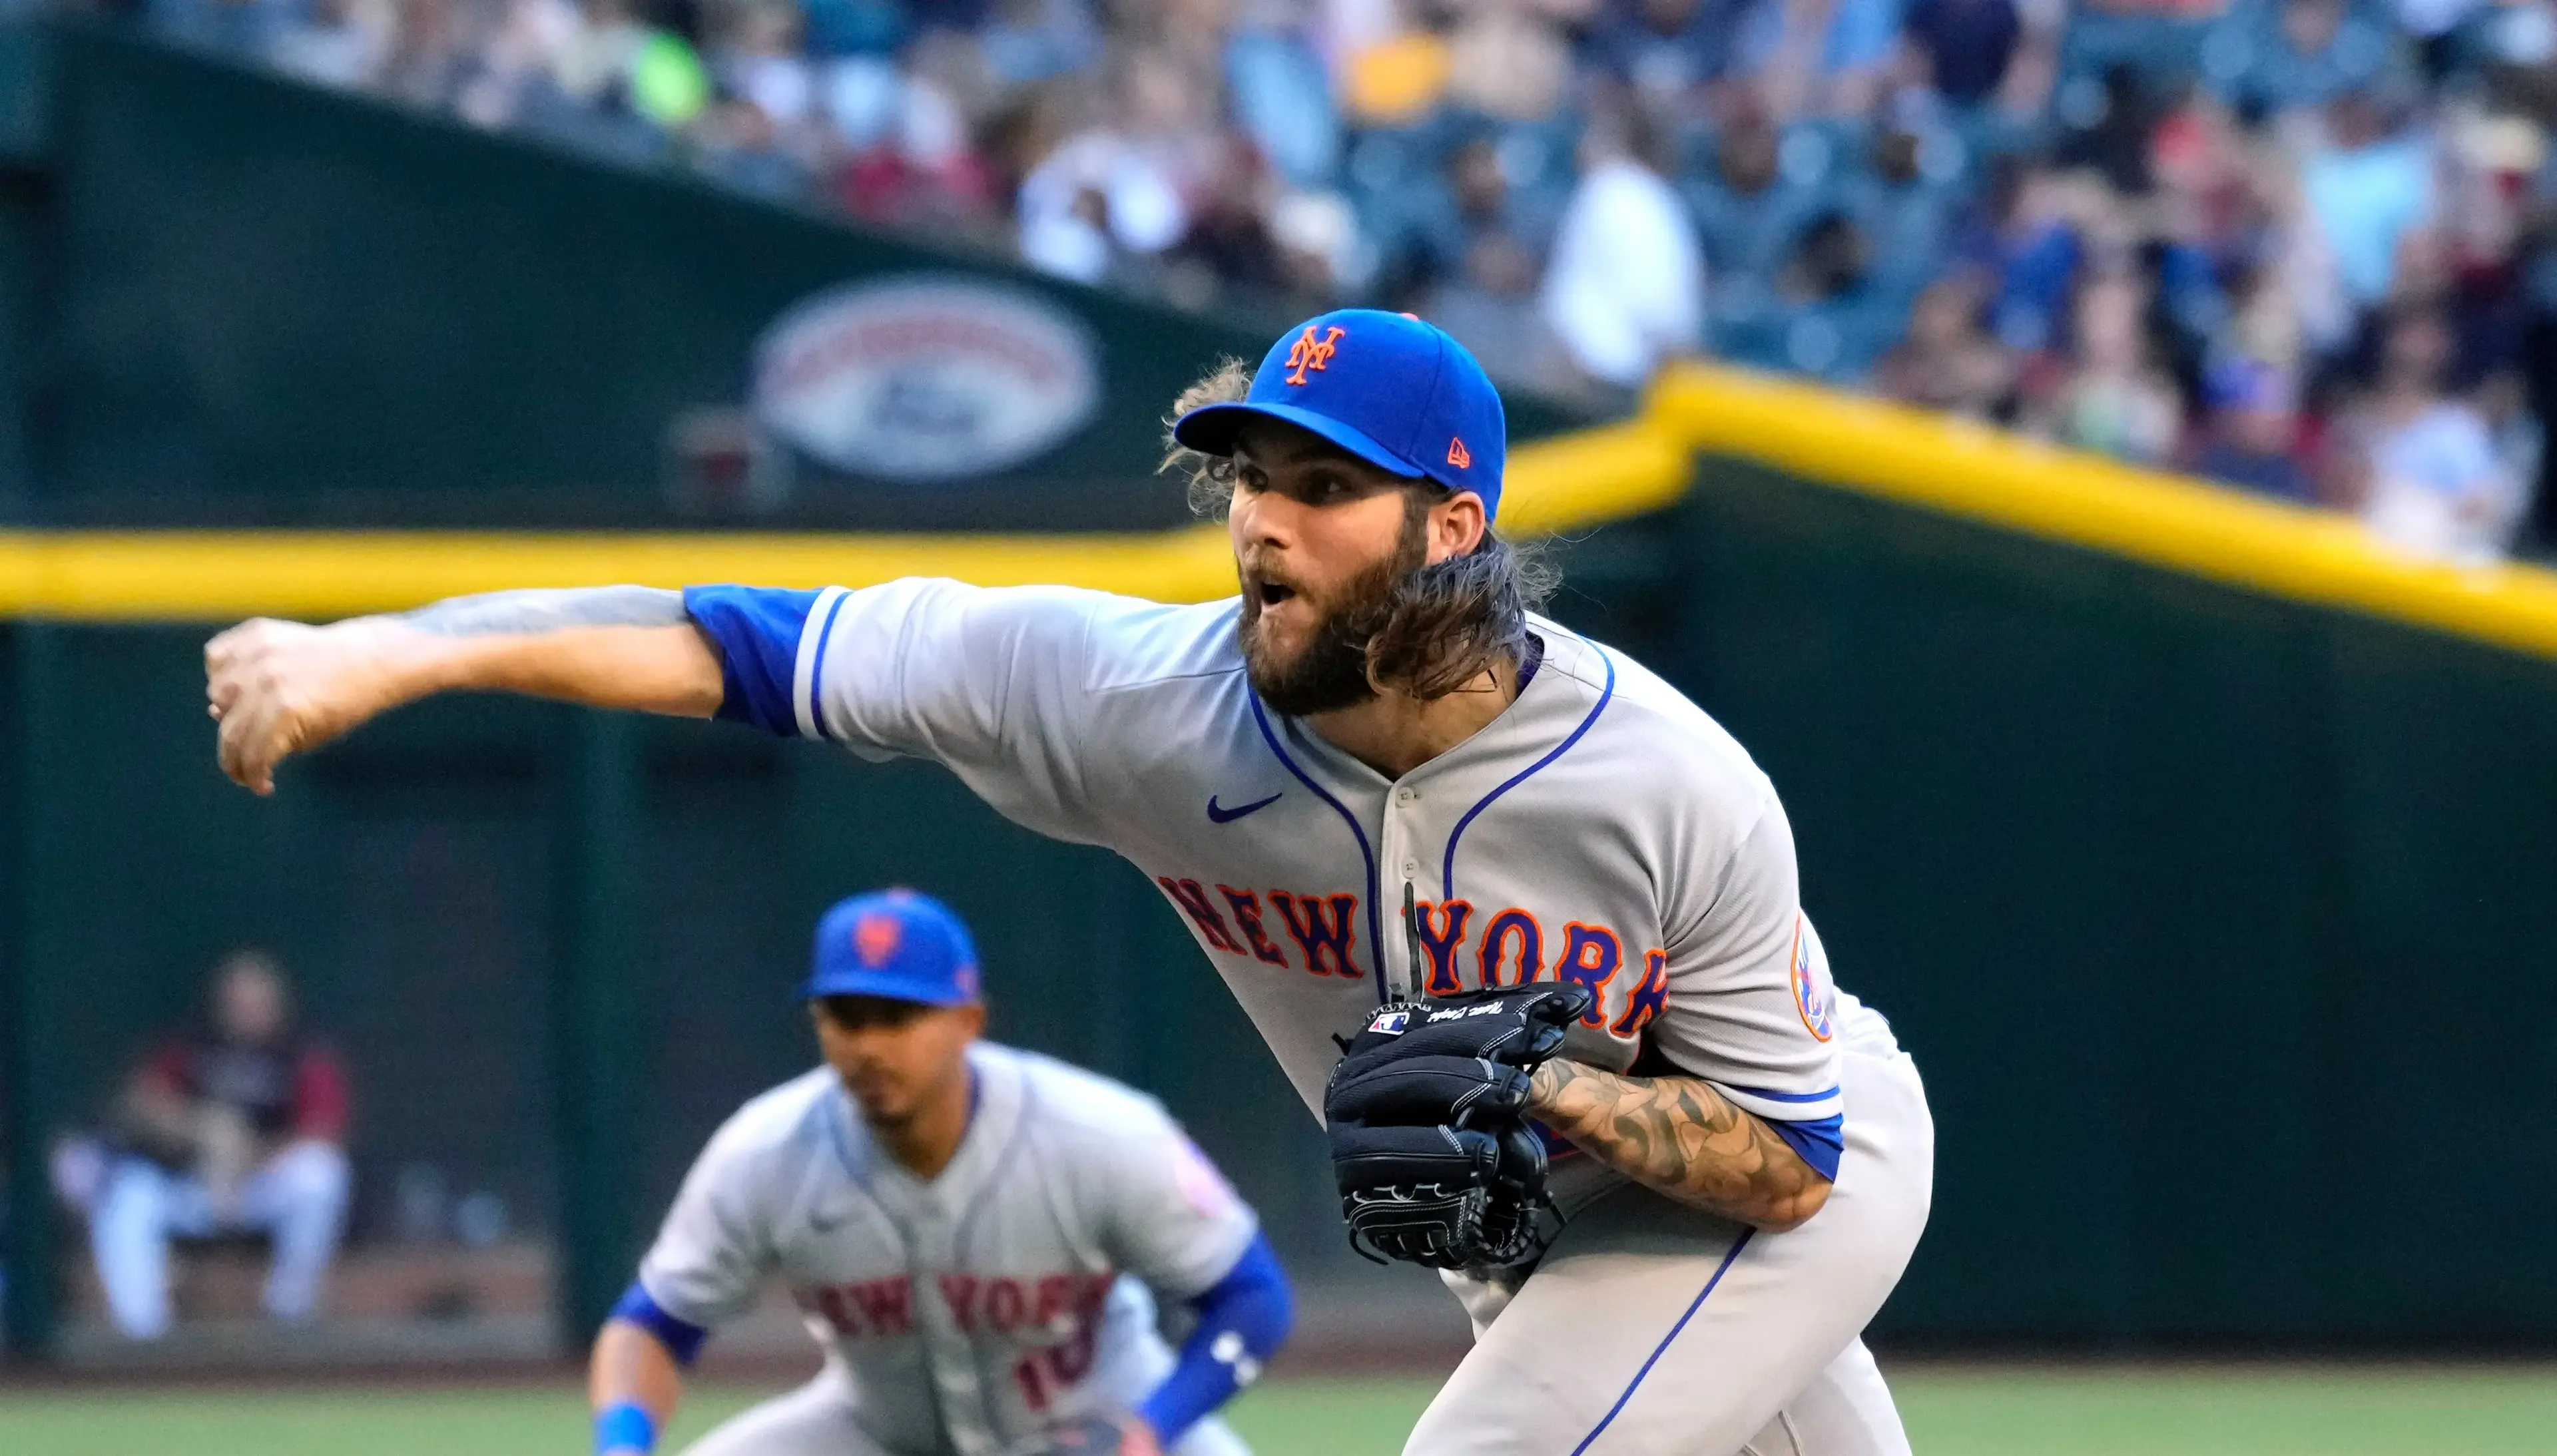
left=689, top=579, right=1932, bottom=1455
left=699, top=581, right=1887, bottom=1135
left=637, top=1042, right=1259, bottom=1456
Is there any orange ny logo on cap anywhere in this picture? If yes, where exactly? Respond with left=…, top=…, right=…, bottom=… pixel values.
left=854, top=911, right=904, bottom=967
left=1284, top=325, right=1346, bottom=385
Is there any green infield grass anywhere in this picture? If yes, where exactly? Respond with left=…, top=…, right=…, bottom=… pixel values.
left=5, top=1366, right=2554, bottom=1455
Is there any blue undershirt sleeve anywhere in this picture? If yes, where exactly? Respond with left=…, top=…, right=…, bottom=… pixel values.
left=681, top=585, right=821, bottom=737
left=1134, top=1232, right=1294, bottom=1442
left=1763, top=1112, right=1845, bottom=1182
left=609, top=1280, right=710, bottom=1367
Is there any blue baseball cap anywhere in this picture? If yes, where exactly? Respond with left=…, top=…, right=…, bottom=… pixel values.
left=1172, top=308, right=1510, bottom=521
left=802, top=889, right=982, bottom=1007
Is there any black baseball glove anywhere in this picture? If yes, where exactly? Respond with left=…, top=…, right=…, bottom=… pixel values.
left=1321, top=981, right=1593, bottom=1270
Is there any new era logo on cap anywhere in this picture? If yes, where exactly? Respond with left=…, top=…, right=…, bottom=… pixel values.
left=1447, top=437, right=1471, bottom=468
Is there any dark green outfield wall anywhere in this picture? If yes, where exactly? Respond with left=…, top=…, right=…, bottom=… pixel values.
left=1671, top=460, right=2557, bottom=1347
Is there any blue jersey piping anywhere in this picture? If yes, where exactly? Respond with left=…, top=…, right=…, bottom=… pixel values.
left=1247, top=689, right=1387, bottom=1003
left=1567, top=1228, right=1754, bottom=1455
left=1721, top=1082, right=1843, bottom=1106
left=804, top=587, right=852, bottom=742
left=1443, top=645, right=1617, bottom=901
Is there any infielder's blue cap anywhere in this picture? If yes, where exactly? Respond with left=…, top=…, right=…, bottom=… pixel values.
left=802, top=889, right=982, bottom=1007
left=1171, top=308, right=1509, bottom=521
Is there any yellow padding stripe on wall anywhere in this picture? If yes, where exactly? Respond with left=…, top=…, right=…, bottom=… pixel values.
left=0, top=526, right=1239, bottom=621
left=7, top=371, right=2557, bottom=665
left=1649, top=364, right=2557, bottom=662
left=0, top=420, right=1688, bottom=620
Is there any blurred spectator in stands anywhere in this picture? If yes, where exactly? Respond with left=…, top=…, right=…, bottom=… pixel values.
left=700, top=97, right=808, bottom=198
left=1268, top=186, right=1363, bottom=299
left=2192, top=356, right=2317, bottom=500
left=625, top=13, right=715, bottom=130
left=2302, top=87, right=2436, bottom=312
left=1163, top=133, right=1272, bottom=296
left=1743, top=208, right=1897, bottom=381
left=914, top=29, right=1007, bottom=213
left=980, top=0, right=1103, bottom=87
left=2137, top=103, right=2250, bottom=381
left=691, top=0, right=821, bottom=197
left=2049, top=61, right=2163, bottom=196
left=374, top=0, right=477, bottom=107
left=1899, top=0, right=2022, bottom=108
left=2224, top=256, right=2311, bottom=385
left=1015, top=50, right=1198, bottom=284
left=453, top=0, right=583, bottom=129
left=1731, top=0, right=1908, bottom=119
left=2203, top=0, right=2396, bottom=118
left=55, top=951, right=351, bottom=1341
left=1586, top=0, right=1730, bottom=132
left=2148, top=97, right=2253, bottom=272
left=549, top=0, right=652, bottom=105
left=2520, top=119, right=2557, bottom=548
left=713, top=0, right=818, bottom=138
left=2477, top=369, right=2546, bottom=531
left=2394, top=0, right=2484, bottom=79
left=2039, top=270, right=2183, bottom=461
left=1445, top=0, right=1575, bottom=124
left=2343, top=304, right=2527, bottom=557
left=1876, top=273, right=2018, bottom=417
left=269, top=0, right=394, bottom=87
left=1335, top=0, right=1453, bottom=127
left=1410, top=136, right=1581, bottom=397
left=1848, top=122, right=1962, bottom=298
left=1988, top=166, right=2095, bottom=352
left=2251, top=154, right=2361, bottom=361
left=2430, top=113, right=2537, bottom=382
left=1376, top=134, right=1533, bottom=303
left=1542, top=103, right=1703, bottom=389
left=1226, top=0, right=1339, bottom=188
left=1687, top=99, right=1821, bottom=287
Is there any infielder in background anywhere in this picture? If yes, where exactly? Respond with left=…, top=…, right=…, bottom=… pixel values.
left=208, top=309, right=1935, bottom=1454
left=590, top=887, right=1290, bottom=1456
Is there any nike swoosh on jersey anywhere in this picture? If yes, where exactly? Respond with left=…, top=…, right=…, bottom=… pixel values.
left=1206, top=792, right=1284, bottom=824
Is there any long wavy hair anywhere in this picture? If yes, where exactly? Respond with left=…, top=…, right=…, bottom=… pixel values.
left=1161, top=360, right=1558, bottom=702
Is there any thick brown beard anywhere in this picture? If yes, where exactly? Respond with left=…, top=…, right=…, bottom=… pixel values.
left=1239, top=503, right=1428, bottom=716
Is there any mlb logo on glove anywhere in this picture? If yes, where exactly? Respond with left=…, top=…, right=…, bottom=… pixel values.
left=1321, top=983, right=1592, bottom=1270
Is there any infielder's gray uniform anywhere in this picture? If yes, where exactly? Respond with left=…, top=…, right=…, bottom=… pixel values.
left=687, top=579, right=1936, bottom=1455
left=638, top=1043, right=1259, bottom=1456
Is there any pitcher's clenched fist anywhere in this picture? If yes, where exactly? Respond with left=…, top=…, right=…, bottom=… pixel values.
left=205, top=587, right=724, bottom=796
left=205, top=616, right=433, bottom=795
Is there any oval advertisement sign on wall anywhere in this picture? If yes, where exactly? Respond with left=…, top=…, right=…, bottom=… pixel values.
left=750, top=276, right=1101, bottom=482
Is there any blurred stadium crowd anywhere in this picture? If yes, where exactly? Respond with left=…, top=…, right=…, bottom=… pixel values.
left=101, top=0, right=2557, bottom=559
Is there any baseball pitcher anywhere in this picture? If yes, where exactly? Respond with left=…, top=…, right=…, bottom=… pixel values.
left=208, top=309, right=1934, bottom=1454
left=589, top=887, right=1290, bottom=1456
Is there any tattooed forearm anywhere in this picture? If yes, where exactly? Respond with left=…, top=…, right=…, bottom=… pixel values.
left=399, top=587, right=689, bottom=636
left=1526, top=1060, right=1832, bottom=1230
